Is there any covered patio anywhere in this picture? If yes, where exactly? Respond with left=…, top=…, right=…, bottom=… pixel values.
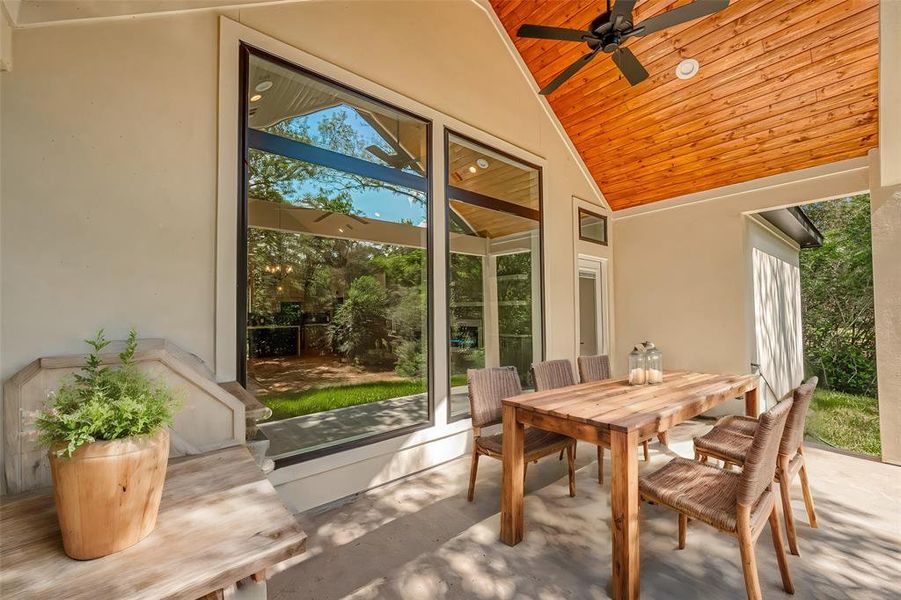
left=1, top=1, right=899, bottom=599
left=271, top=425, right=898, bottom=600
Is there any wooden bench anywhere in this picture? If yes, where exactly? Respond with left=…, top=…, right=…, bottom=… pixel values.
left=1, top=446, right=306, bottom=599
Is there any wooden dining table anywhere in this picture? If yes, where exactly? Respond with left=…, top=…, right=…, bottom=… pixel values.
left=499, top=370, right=760, bottom=600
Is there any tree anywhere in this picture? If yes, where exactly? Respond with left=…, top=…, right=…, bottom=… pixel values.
left=329, top=276, right=391, bottom=365
left=800, top=194, right=877, bottom=397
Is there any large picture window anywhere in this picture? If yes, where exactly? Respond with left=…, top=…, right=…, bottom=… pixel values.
left=239, top=47, right=432, bottom=465
left=445, top=132, right=544, bottom=420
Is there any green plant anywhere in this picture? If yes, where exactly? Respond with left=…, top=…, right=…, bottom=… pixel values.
left=329, top=276, right=390, bottom=364
left=800, top=194, right=877, bottom=397
left=36, top=329, right=178, bottom=458
left=394, top=339, right=425, bottom=378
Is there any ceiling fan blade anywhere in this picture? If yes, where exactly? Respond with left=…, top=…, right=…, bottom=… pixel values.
left=612, top=47, right=649, bottom=86
left=631, top=0, right=729, bottom=37
left=517, top=24, right=593, bottom=42
left=539, top=50, right=600, bottom=95
left=366, top=144, right=402, bottom=167
left=610, top=0, right=637, bottom=28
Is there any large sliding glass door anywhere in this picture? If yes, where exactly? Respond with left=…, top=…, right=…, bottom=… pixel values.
left=239, top=47, right=432, bottom=465
left=445, top=132, right=544, bottom=420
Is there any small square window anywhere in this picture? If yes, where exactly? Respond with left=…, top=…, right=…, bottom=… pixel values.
left=578, top=208, right=607, bottom=246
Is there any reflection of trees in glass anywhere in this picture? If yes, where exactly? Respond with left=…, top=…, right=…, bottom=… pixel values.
left=330, top=275, right=391, bottom=364
left=449, top=253, right=485, bottom=374
left=246, top=106, right=427, bottom=376
left=497, top=253, right=533, bottom=335
left=497, top=252, right=533, bottom=385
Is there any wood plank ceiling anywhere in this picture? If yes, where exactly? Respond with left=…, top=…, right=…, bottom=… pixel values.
left=489, top=0, right=879, bottom=210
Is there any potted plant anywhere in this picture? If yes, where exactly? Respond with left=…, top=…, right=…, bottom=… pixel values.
left=36, top=329, right=177, bottom=560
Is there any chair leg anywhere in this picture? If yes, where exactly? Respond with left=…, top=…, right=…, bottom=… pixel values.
left=798, top=455, right=818, bottom=528
left=566, top=444, right=576, bottom=497
left=597, top=445, right=605, bottom=484
left=699, top=453, right=709, bottom=465
left=737, top=508, right=763, bottom=600
left=467, top=450, right=480, bottom=502
left=642, top=441, right=650, bottom=461
left=723, top=460, right=733, bottom=471
left=523, top=460, right=528, bottom=484
left=769, top=502, right=795, bottom=594
left=657, top=431, right=669, bottom=446
left=558, top=448, right=564, bottom=460
left=678, top=513, right=687, bottom=549
left=778, top=461, right=800, bottom=556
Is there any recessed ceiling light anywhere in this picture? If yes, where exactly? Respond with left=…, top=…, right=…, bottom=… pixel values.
left=468, top=166, right=477, bottom=174
left=476, top=158, right=489, bottom=169
left=338, top=227, right=344, bottom=233
left=374, top=212, right=381, bottom=217
left=675, top=58, right=700, bottom=80
left=250, top=94, right=263, bottom=102
left=255, top=81, right=273, bottom=92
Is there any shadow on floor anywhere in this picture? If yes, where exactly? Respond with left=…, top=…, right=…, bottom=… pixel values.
left=269, top=421, right=901, bottom=600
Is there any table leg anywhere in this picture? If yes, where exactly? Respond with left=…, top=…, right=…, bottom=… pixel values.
left=745, top=386, right=759, bottom=417
left=610, top=429, right=640, bottom=600
left=500, top=403, right=525, bottom=546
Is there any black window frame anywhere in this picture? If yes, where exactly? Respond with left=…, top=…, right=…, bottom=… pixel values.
left=577, top=207, right=608, bottom=247
left=237, top=43, right=435, bottom=468
left=444, top=128, right=546, bottom=423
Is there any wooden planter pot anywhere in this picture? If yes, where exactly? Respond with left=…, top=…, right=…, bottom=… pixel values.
left=49, top=429, right=169, bottom=560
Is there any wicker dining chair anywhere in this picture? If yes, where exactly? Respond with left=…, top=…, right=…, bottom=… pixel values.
left=530, top=359, right=581, bottom=461
left=692, top=377, right=819, bottom=555
left=640, top=398, right=795, bottom=600
left=576, top=353, right=611, bottom=383
left=466, top=366, right=577, bottom=502
left=571, top=355, right=655, bottom=483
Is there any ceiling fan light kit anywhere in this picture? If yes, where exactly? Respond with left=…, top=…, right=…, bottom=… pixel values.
left=517, top=0, right=729, bottom=95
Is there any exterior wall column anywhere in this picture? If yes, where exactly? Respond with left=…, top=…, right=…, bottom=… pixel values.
left=869, top=151, right=901, bottom=465
left=872, top=2, right=901, bottom=465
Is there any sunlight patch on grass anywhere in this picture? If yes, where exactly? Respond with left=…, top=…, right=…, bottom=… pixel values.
left=262, top=374, right=469, bottom=421
left=806, top=389, right=880, bottom=456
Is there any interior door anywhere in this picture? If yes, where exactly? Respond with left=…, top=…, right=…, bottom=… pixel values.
left=577, top=257, right=606, bottom=357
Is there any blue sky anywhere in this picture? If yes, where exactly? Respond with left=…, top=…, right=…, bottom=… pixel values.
left=287, top=106, right=427, bottom=227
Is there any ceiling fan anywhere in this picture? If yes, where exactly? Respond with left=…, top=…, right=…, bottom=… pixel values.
left=365, top=145, right=419, bottom=172
left=517, top=0, right=730, bottom=95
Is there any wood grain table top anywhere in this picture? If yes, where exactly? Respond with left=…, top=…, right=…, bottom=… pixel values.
left=503, top=371, right=759, bottom=435
left=0, top=446, right=306, bottom=600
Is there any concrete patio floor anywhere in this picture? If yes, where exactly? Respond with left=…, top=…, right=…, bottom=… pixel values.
left=269, top=421, right=900, bottom=599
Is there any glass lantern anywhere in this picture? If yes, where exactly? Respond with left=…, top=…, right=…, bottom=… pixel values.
left=628, top=345, right=647, bottom=385
left=644, top=342, right=664, bottom=384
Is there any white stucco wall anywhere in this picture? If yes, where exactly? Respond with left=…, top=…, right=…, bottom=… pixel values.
left=613, top=159, right=868, bottom=416
left=0, top=1, right=606, bottom=507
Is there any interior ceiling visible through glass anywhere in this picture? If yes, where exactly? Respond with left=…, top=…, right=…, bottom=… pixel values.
left=248, top=54, right=428, bottom=176
left=447, top=134, right=539, bottom=212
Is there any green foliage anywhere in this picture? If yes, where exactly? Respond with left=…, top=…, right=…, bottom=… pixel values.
left=330, top=276, right=391, bottom=364
left=496, top=253, right=533, bottom=335
left=393, top=339, right=425, bottom=378
left=35, top=330, right=178, bottom=458
left=800, top=194, right=877, bottom=396
left=806, top=389, right=880, bottom=456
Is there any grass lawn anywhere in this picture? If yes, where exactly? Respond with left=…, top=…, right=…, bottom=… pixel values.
left=262, top=374, right=470, bottom=421
left=806, top=389, right=880, bottom=456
